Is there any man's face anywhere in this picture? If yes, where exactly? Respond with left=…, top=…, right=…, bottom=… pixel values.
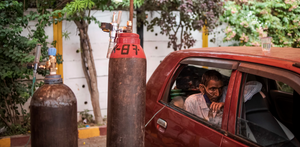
left=202, top=80, right=224, bottom=102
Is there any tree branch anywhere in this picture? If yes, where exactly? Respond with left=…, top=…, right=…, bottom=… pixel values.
left=4, top=100, right=13, bottom=124
left=3, top=80, right=14, bottom=123
left=80, top=43, right=92, bottom=95
left=180, top=22, right=184, bottom=50
left=54, top=0, right=72, bottom=10
left=0, top=115, right=12, bottom=128
left=84, top=21, right=97, bottom=80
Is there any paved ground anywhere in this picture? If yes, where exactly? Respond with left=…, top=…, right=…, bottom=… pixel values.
left=13, top=136, right=107, bottom=147
left=78, top=136, right=106, bottom=147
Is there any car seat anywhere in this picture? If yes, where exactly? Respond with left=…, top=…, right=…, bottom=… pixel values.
left=245, top=92, right=300, bottom=146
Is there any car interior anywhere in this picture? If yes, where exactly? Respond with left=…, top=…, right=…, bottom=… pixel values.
left=240, top=74, right=300, bottom=146
left=166, top=64, right=300, bottom=146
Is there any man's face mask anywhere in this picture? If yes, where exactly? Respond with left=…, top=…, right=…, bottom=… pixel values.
left=203, top=80, right=223, bottom=102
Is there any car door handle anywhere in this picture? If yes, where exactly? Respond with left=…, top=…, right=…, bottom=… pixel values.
left=157, top=118, right=167, bottom=129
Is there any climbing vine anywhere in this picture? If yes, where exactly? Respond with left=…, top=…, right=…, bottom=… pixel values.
left=0, top=0, right=60, bottom=136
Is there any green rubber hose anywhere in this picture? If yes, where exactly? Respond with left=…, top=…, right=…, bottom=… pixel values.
left=25, top=76, right=35, bottom=147
left=31, top=77, right=36, bottom=97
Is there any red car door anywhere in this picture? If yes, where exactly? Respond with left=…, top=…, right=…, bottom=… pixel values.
left=220, top=71, right=249, bottom=147
left=222, top=63, right=300, bottom=147
left=145, top=103, right=224, bottom=147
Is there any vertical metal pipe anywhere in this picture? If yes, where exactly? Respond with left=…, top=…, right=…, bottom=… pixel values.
left=130, top=0, right=133, bottom=25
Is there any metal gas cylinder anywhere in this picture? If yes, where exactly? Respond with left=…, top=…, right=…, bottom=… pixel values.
left=30, top=48, right=77, bottom=147
left=30, top=75, right=77, bottom=147
left=107, top=32, right=146, bottom=147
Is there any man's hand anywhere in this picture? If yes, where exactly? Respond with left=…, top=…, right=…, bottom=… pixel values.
left=210, top=102, right=224, bottom=112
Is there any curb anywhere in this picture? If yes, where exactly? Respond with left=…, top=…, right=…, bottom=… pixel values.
left=78, top=126, right=107, bottom=139
left=0, top=126, right=107, bottom=147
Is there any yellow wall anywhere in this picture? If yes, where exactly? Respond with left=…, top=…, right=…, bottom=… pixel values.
left=202, top=24, right=208, bottom=69
left=78, top=127, right=100, bottom=139
left=202, top=25, right=208, bottom=48
left=53, top=14, right=63, bottom=81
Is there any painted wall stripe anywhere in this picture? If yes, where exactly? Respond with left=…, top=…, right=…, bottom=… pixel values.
left=202, top=24, right=208, bottom=48
left=0, top=137, right=10, bottom=147
left=53, top=13, right=63, bottom=81
left=202, top=23, right=208, bottom=69
left=78, top=127, right=100, bottom=139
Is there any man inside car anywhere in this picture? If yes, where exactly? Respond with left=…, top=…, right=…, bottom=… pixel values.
left=184, top=70, right=263, bottom=127
left=184, top=70, right=225, bottom=126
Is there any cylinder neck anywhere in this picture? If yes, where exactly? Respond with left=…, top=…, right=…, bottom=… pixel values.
left=44, top=75, right=62, bottom=84
left=117, top=33, right=140, bottom=44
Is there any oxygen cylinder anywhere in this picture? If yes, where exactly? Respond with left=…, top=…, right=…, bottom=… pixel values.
left=107, top=33, right=146, bottom=146
left=30, top=48, right=78, bottom=147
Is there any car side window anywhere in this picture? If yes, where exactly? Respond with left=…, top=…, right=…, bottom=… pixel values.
left=276, top=81, right=293, bottom=94
left=163, top=63, right=232, bottom=129
left=236, top=73, right=299, bottom=147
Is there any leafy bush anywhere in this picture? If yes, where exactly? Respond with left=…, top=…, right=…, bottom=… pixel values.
left=2, top=113, right=30, bottom=136
left=0, top=0, right=55, bottom=136
left=0, top=0, right=35, bottom=136
left=220, top=0, right=300, bottom=47
left=112, top=0, right=144, bottom=9
left=139, top=0, right=224, bottom=50
left=80, top=109, right=94, bottom=123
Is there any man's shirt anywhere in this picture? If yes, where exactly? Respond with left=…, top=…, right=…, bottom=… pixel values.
left=184, top=92, right=225, bottom=127
left=184, top=81, right=262, bottom=127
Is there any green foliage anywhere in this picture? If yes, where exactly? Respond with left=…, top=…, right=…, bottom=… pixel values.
left=220, top=0, right=300, bottom=47
left=112, top=0, right=145, bottom=9
left=56, top=53, right=64, bottom=65
left=0, top=0, right=55, bottom=136
left=0, top=1, right=35, bottom=133
left=62, top=30, right=71, bottom=40
left=277, top=81, right=294, bottom=93
left=139, top=0, right=224, bottom=51
left=49, top=0, right=110, bottom=28
left=80, top=109, right=94, bottom=123
left=77, top=122, right=86, bottom=128
left=63, top=0, right=95, bottom=16
left=2, top=113, right=30, bottom=136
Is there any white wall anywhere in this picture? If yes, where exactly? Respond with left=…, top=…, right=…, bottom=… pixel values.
left=21, top=10, right=234, bottom=121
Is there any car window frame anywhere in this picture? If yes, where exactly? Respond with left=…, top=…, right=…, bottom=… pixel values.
left=237, top=62, right=300, bottom=94
left=162, top=57, right=240, bottom=104
left=229, top=62, right=300, bottom=146
left=159, top=57, right=240, bottom=133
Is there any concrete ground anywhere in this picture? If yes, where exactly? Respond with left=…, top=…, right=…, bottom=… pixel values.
left=13, top=136, right=106, bottom=147
left=78, top=136, right=106, bottom=147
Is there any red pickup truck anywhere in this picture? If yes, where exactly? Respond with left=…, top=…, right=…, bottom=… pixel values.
left=145, top=47, right=300, bottom=147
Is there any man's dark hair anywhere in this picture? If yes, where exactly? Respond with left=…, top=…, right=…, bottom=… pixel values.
left=200, top=70, right=223, bottom=86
